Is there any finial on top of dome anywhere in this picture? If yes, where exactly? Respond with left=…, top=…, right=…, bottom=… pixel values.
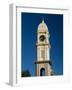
left=42, top=17, right=44, bottom=23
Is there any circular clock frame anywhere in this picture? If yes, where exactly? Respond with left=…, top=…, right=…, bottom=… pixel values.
left=39, top=35, right=46, bottom=41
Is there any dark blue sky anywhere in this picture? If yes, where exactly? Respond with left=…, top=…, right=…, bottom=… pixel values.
left=21, top=12, right=63, bottom=76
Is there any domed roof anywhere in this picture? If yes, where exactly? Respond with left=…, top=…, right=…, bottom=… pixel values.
left=38, top=19, right=48, bottom=32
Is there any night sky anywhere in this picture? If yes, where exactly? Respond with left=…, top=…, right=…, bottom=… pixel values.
left=21, top=12, right=63, bottom=76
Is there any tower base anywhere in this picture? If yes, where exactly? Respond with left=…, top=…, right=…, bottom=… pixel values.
left=35, top=60, right=54, bottom=76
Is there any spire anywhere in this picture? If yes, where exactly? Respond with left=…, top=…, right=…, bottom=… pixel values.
left=38, top=17, right=48, bottom=32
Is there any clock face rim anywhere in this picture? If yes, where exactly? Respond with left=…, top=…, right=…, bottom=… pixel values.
left=39, top=35, right=46, bottom=41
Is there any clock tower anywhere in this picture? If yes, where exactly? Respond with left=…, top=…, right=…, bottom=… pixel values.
left=35, top=19, right=53, bottom=76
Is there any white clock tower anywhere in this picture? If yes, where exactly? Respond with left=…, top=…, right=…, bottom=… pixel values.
left=35, top=19, right=53, bottom=76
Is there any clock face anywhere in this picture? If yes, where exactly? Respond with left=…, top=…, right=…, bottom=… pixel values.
left=39, top=35, right=46, bottom=41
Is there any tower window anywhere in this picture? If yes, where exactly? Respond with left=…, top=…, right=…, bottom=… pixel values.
left=41, top=49, right=45, bottom=59
left=40, top=68, right=45, bottom=76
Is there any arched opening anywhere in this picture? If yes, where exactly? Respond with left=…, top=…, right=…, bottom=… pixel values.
left=40, top=68, right=45, bottom=76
